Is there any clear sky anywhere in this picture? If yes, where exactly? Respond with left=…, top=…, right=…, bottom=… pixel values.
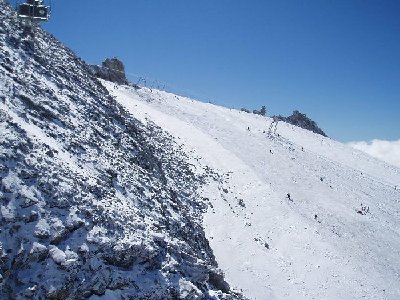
left=10, top=0, right=400, bottom=142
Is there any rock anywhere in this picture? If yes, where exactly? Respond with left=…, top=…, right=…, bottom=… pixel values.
left=80, top=268, right=112, bottom=297
left=274, top=110, right=327, bottom=137
left=89, top=57, right=128, bottom=85
left=208, top=269, right=230, bottom=294
left=29, top=242, right=48, bottom=261
left=48, top=245, right=66, bottom=265
left=34, top=219, right=51, bottom=239
left=45, top=278, right=72, bottom=300
left=179, top=278, right=202, bottom=299
left=50, top=229, right=70, bottom=245
left=24, top=211, right=39, bottom=223
left=23, top=285, right=37, bottom=298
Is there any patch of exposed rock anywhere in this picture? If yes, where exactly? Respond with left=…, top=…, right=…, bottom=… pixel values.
left=274, top=110, right=327, bottom=137
left=89, top=57, right=129, bottom=85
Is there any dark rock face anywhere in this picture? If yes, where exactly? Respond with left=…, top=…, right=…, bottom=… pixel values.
left=275, top=110, right=328, bottom=137
left=89, top=57, right=128, bottom=85
left=0, top=3, right=244, bottom=299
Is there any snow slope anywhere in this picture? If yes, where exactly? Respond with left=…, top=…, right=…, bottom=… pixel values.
left=106, top=83, right=400, bottom=300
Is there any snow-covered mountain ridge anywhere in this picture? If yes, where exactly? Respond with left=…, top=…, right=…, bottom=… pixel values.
left=0, top=3, right=244, bottom=299
left=105, top=82, right=400, bottom=300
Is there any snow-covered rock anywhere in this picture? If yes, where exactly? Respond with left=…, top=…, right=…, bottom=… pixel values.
left=0, top=2, right=243, bottom=299
left=88, top=57, right=129, bottom=85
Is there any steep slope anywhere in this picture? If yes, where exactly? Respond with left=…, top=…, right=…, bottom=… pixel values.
left=106, top=83, right=400, bottom=300
left=0, top=3, right=243, bottom=299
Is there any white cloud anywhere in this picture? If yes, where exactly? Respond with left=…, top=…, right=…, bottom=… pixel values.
left=348, top=139, right=400, bottom=168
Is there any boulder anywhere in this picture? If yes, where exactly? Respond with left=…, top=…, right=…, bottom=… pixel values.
left=89, top=57, right=128, bottom=85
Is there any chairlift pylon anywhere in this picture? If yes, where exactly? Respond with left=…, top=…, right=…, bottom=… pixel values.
left=17, top=0, right=51, bottom=26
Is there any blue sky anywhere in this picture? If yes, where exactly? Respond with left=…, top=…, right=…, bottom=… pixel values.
left=11, top=0, right=400, bottom=142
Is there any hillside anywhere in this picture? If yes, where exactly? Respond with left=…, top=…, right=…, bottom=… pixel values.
left=1, top=1, right=400, bottom=300
left=105, top=82, right=400, bottom=300
left=0, top=3, right=243, bottom=299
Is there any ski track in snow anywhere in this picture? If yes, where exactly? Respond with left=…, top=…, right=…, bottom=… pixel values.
left=105, top=82, right=400, bottom=300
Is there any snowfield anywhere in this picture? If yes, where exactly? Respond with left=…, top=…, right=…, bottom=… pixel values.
left=106, top=82, right=400, bottom=300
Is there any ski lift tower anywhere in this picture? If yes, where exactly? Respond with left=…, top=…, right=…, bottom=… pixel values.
left=17, top=0, right=50, bottom=27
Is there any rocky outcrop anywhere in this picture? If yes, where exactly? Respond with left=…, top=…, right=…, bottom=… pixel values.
left=0, top=3, right=244, bottom=299
left=274, top=110, right=328, bottom=137
left=89, top=57, right=129, bottom=85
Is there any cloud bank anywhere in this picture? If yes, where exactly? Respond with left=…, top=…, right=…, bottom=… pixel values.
left=348, top=139, right=400, bottom=168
